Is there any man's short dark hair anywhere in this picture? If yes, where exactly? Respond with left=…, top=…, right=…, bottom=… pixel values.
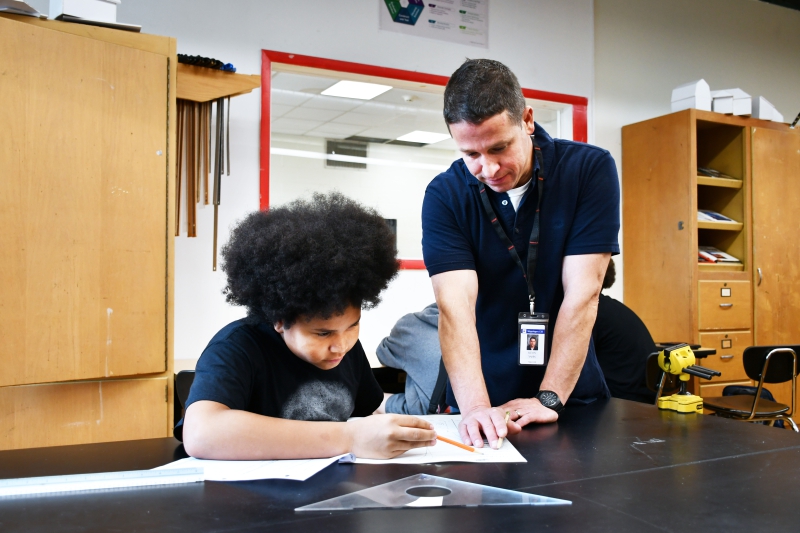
left=443, top=59, right=526, bottom=126
left=602, top=259, right=616, bottom=290
left=221, top=192, right=398, bottom=327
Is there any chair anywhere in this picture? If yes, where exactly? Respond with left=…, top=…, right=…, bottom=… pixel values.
left=174, top=370, right=196, bottom=420
left=702, top=346, right=799, bottom=432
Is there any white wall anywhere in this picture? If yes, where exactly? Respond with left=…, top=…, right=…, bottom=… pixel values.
left=34, top=0, right=591, bottom=363
left=595, top=0, right=800, bottom=301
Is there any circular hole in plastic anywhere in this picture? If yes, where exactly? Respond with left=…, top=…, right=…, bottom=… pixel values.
left=406, top=485, right=452, bottom=497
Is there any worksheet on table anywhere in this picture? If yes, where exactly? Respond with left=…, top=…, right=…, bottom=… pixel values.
left=154, top=454, right=353, bottom=482
left=348, top=415, right=526, bottom=465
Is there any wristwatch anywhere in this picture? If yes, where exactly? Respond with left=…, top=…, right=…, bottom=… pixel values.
left=535, top=390, right=564, bottom=413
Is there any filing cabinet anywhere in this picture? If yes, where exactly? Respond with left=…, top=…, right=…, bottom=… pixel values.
left=623, top=110, right=800, bottom=410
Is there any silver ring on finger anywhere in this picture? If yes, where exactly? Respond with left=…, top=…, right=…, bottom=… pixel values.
left=515, top=409, right=522, bottom=417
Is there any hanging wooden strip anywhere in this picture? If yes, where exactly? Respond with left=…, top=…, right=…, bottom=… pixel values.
left=187, top=101, right=196, bottom=237
left=175, top=100, right=184, bottom=237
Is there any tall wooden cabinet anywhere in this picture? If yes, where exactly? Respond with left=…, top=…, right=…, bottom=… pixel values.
left=622, top=109, right=800, bottom=408
left=0, top=15, right=176, bottom=449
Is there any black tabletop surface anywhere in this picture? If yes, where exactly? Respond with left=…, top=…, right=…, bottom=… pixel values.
left=1, top=399, right=798, bottom=532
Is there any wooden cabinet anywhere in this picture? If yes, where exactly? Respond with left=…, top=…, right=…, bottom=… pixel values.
left=622, top=110, right=800, bottom=409
left=0, top=15, right=176, bottom=449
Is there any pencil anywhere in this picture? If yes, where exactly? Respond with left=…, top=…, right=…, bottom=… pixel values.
left=496, top=411, right=510, bottom=449
left=436, top=435, right=482, bottom=454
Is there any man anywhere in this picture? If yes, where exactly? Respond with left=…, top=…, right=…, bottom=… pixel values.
left=422, top=59, right=620, bottom=448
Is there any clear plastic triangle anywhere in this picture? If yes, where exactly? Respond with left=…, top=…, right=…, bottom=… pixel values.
left=295, top=473, right=571, bottom=511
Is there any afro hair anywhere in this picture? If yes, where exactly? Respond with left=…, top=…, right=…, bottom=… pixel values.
left=221, top=191, right=399, bottom=327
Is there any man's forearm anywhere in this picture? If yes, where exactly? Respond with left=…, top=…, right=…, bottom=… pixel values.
left=539, top=295, right=599, bottom=402
left=438, top=304, right=491, bottom=412
left=432, top=270, right=490, bottom=413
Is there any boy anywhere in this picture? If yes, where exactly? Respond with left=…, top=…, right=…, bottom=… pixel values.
left=177, top=192, right=436, bottom=460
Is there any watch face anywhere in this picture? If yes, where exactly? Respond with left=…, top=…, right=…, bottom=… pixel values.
left=538, top=391, right=559, bottom=407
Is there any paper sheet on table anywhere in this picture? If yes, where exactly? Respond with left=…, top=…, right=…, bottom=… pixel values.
left=348, top=415, right=527, bottom=465
left=154, top=453, right=354, bottom=482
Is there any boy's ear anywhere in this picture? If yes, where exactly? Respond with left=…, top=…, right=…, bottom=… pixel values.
left=274, top=321, right=285, bottom=334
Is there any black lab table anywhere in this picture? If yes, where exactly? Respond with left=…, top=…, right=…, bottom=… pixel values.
left=1, top=399, right=798, bottom=532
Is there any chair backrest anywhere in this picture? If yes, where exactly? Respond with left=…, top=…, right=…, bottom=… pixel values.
left=742, top=346, right=800, bottom=383
left=175, top=370, right=196, bottom=410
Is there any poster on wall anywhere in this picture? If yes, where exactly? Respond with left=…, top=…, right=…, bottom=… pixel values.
left=379, top=0, right=489, bottom=49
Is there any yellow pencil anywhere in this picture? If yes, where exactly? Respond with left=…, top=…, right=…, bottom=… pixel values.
left=496, top=411, right=510, bottom=449
left=436, top=435, right=482, bottom=454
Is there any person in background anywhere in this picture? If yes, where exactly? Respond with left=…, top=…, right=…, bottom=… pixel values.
left=592, top=260, right=657, bottom=404
left=178, top=192, right=436, bottom=460
left=375, top=303, right=443, bottom=416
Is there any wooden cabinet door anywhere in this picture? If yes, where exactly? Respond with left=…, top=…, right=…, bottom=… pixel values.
left=0, top=378, right=169, bottom=450
left=0, top=18, right=169, bottom=386
left=751, top=127, right=800, bottom=346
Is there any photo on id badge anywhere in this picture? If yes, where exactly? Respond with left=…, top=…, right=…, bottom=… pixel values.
left=519, top=313, right=548, bottom=365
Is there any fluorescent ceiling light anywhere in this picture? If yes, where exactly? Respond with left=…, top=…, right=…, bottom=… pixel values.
left=321, top=80, right=392, bottom=100
left=396, top=131, right=451, bottom=144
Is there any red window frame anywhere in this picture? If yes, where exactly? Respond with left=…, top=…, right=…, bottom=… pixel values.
left=260, top=49, right=589, bottom=269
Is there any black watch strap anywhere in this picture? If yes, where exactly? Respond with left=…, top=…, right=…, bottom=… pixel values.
left=535, top=390, right=564, bottom=413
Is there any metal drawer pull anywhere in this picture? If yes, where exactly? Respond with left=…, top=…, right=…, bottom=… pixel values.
left=720, top=355, right=734, bottom=360
left=758, top=267, right=763, bottom=286
left=719, top=303, right=733, bottom=308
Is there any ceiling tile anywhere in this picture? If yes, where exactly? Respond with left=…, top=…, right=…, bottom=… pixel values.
left=302, top=94, right=364, bottom=112
left=330, top=111, right=391, bottom=127
left=284, top=106, right=344, bottom=122
left=271, top=117, right=321, bottom=135
left=306, top=122, right=366, bottom=138
left=270, top=103, right=294, bottom=118
left=271, top=88, right=313, bottom=107
left=272, top=72, right=338, bottom=92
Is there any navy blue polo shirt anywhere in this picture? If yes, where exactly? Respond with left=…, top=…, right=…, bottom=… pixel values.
left=421, top=124, right=619, bottom=407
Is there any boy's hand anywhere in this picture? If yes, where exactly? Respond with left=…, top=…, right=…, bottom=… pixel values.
left=348, top=415, right=436, bottom=459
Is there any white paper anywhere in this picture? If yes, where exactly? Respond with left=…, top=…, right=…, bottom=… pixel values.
left=154, top=453, right=354, bottom=482
left=348, top=415, right=527, bottom=465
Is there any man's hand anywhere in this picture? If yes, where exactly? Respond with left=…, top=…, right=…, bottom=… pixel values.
left=458, top=406, right=521, bottom=449
left=347, top=414, right=436, bottom=459
left=500, top=398, right=558, bottom=428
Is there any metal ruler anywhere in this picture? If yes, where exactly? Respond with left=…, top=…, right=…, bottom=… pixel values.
left=0, top=468, right=203, bottom=497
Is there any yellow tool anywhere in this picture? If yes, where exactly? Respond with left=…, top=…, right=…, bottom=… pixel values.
left=656, top=344, right=721, bottom=413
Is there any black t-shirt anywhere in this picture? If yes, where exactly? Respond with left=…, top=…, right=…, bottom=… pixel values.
left=174, top=318, right=383, bottom=441
left=592, top=294, right=657, bottom=404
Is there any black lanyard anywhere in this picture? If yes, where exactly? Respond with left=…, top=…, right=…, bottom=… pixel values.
left=478, top=138, right=545, bottom=313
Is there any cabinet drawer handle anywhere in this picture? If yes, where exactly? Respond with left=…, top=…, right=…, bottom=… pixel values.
left=719, top=303, right=733, bottom=308
left=720, top=355, right=734, bottom=360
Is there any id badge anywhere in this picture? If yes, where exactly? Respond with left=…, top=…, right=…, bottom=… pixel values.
left=518, top=312, right=549, bottom=366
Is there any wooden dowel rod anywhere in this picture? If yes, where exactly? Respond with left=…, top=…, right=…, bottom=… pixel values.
left=175, top=100, right=184, bottom=237
left=194, top=102, right=200, bottom=204
left=203, top=102, right=209, bottom=205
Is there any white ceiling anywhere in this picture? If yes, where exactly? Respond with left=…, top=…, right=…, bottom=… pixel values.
left=269, top=71, right=563, bottom=150
left=270, top=72, right=458, bottom=150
